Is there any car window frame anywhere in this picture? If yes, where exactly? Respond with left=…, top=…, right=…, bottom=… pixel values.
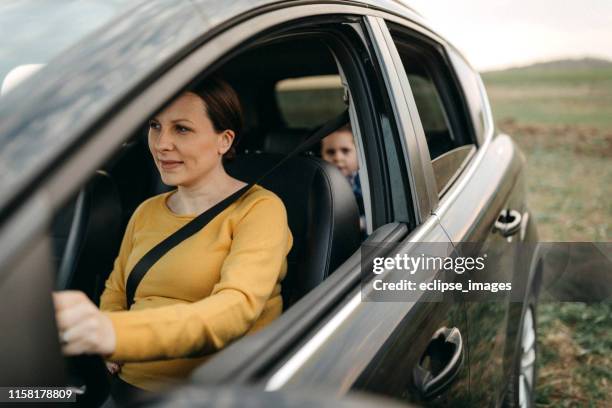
left=362, top=15, right=498, bottom=221
left=364, top=16, right=437, bottom=223
left=329, top=29, right=413, bottom=234
left=372, top=17, right=491, bottom=208
left=386, top=21, right=477, bottom=149
left=130, top=8, right=414, bottom=386
left=446, top=47, right=494, bottom=146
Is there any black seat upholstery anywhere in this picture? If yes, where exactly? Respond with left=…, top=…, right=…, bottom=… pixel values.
left=226, top=153, right=361, bottom=307
left=263, top=128, right=311, bottom=155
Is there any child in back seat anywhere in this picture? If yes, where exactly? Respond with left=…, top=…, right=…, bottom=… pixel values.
left=320, top=123, right=366, bottom=236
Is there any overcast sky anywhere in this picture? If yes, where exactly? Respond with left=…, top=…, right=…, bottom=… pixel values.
left=407, top=0, right=612, bottom=71
left=2, top=1, right=611, bottom=76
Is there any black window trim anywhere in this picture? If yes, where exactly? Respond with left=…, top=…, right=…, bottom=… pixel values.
left=385, top=23, right=481, bottom=200
left=365, top=11, right=499, bottom=215
left=351, top=19, right=415, bottom=227
left=364, top=16, right=438, bottom=222
left=376, top=17, right=489, bottom=207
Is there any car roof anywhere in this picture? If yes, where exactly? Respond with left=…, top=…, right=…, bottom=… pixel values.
left=0, top=0, right=440, bottom=218
left=188, top=0, right=424, bottom=22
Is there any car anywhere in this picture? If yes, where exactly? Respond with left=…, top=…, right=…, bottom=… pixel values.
left=0, top=0, right=542, bottom=407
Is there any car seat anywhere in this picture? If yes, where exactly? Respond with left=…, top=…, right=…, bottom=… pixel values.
left=225, top=152, right=361, bottom=307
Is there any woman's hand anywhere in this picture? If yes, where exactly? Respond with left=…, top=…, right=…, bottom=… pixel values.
left=53, top=290, right=116, bottom=357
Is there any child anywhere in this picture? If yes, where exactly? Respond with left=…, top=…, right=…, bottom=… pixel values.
left=321, top=123, right=366, bottom=235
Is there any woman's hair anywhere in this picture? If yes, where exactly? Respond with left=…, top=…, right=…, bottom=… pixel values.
left=191, top=77, right=243, bottom=160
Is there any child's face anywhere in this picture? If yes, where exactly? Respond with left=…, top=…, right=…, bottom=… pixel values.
left=321, top=129, right=359, bottom=177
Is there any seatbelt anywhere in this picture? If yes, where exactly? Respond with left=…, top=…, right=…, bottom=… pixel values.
left=125, top=110, right=349, bottom=309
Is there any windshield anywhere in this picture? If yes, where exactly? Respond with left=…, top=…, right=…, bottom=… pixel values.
left=0, top=0, right=137, bottom=89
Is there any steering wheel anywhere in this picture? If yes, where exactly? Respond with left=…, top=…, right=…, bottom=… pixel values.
left=53, top=186, right=112, bottom=407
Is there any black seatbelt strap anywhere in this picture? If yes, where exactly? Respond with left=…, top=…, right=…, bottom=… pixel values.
left=125, top=110, right=349, bottom=309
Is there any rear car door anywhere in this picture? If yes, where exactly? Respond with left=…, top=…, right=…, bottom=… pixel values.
left=433, top=50, right=539, bottom=405
left=376, top=16, right=540, bottom=406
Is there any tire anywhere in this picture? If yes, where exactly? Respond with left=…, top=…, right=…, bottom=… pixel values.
left=504, top=301, right=538, bottom=408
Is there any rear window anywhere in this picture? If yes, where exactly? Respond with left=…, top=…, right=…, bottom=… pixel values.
left=407, top=74, right=449, bottom=134
left=448, top=49, right=488, bottom=142
left=275, top=75, right=346, bottom=128
left=387, top=22, right=477, bottom=197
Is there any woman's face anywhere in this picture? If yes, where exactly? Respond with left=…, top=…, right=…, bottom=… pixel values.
left=148, top=92, right=234, bottom=188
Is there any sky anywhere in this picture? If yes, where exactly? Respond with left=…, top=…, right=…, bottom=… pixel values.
left=1, top=1, right=611, bottom=77
left=406, top=0, right=612, bottom=71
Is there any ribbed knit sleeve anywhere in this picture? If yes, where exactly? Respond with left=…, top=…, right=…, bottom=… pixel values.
left=103, top=194, right=291, bottom=362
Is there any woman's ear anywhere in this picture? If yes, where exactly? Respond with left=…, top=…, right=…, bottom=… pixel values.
left=218, top=130, right=235, bottom=155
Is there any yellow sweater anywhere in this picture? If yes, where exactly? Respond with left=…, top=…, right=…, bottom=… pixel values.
left=99, top=185, right=292, bottom=391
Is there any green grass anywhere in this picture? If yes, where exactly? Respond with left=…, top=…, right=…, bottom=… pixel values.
left=482, top=63, right=612, bottom=407
left=505, top=124, right=611, bottom=241
left=535, top=303, right=612, bottom=406
left=483, top=68, right=612, bottom=128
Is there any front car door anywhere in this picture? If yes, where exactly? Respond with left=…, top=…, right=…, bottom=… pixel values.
left=193, top=7, right=471, bottom=406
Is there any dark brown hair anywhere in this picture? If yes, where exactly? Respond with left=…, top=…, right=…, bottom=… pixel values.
left=191, top=77, right=243, bottom=160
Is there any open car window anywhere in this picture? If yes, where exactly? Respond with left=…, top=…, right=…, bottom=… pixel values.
left=49, top=22, right=375, bottom=314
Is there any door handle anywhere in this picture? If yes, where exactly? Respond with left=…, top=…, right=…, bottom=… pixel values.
left=493, top=209, right=522, bottom=237
left=413, top=327, right=464, bottom=399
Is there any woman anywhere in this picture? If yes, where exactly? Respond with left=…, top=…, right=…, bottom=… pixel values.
left=53, top=78, right=293, bottom=398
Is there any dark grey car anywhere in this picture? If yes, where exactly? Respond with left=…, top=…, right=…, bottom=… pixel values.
left=0, top=1, right=541, bottom=407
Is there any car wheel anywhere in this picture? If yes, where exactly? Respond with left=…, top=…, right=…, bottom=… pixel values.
left=505, top=303, right=537, bottom=408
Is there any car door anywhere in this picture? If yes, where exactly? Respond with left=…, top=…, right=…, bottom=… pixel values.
left=342, top=16, right=472, bottom=406
left=157, top=7, right=471, bottom=407
left=375, top=16, right=540, bottom=406
left=434, top=49, right=540, bottom=405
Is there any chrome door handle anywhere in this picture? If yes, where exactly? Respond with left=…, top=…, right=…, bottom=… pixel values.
left=413, top=327, right=464, bottom=399
left=494, top=209, right=522, bottom=237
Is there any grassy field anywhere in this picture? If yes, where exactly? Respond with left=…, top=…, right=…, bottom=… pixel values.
left=482, top=59, right=612, bottom=406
